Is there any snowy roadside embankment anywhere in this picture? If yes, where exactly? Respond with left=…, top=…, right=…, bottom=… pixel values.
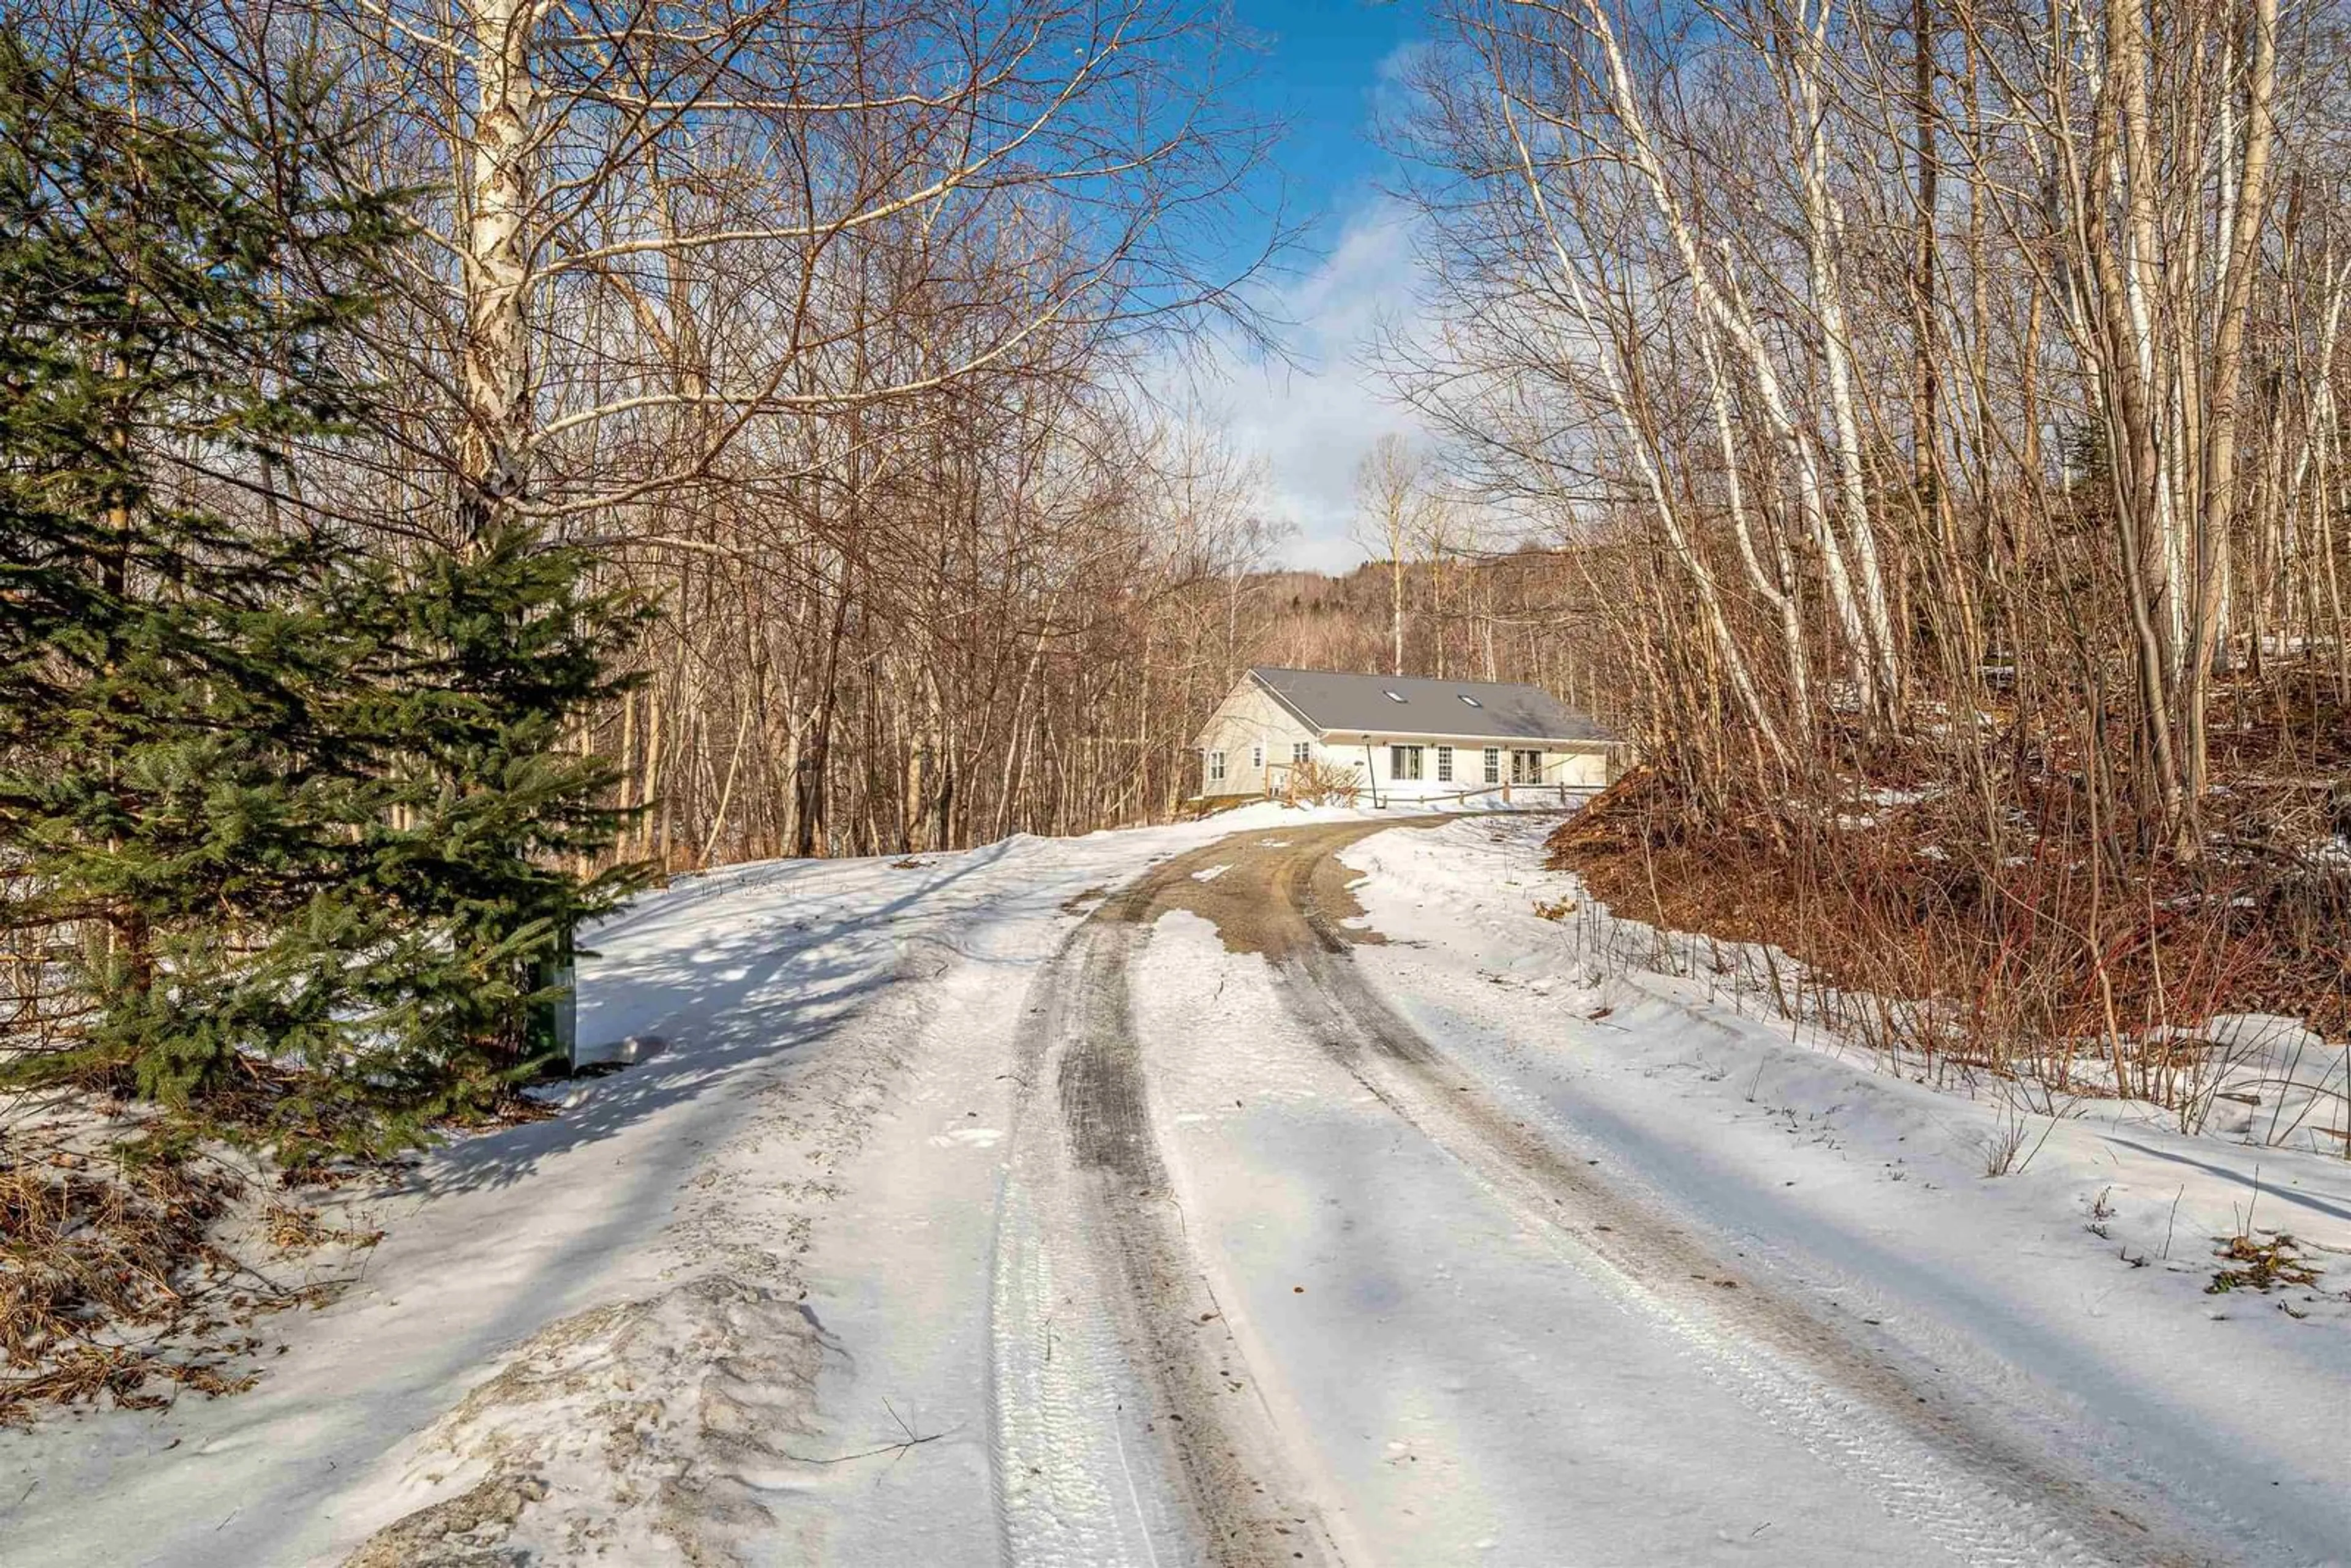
left=0, top=801, right=1400, bottom=1568
left=1337, top=816, right=2351, bottom=1560
left=12, top=803, right=2344, bottom=1567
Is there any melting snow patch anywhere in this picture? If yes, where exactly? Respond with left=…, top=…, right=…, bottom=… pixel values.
left=1192, top=864, right=1231, bottom=882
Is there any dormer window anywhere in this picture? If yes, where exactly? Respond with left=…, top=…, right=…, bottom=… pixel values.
left=1458, top=694, right=1482, bottom=708
left=1384, top=689, right=1406, bottom=702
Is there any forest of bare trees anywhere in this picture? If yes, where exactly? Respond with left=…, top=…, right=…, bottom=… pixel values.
left=2, top=0, right=1613, bottom=877
left=1400, top=0, right=2347, bottom=823
left=16, top=0, right=2343, bottom=1073
left=280, top=0, right=1291, bottom=860
left=1394, top=0, right=2351, bottom=1075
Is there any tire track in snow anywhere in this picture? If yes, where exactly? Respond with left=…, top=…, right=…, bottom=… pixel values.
left=990, top=871, right=1344, bottom=1568
left=1260, top=824, right=2222, bottom=1568
left=995, top=819, right=2236, bottom=1567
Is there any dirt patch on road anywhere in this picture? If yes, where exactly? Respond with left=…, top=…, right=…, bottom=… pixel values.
left=1120, top=820, right=1445, bottom=957
left=1011, top=838, right=1373, bottom=1566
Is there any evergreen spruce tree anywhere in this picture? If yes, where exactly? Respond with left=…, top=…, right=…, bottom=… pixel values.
left=0, top=27, right=649, bottom=1161
left=0, top=31, right=400, bottom=1134
left=331, top=523, right=653, bottom=1138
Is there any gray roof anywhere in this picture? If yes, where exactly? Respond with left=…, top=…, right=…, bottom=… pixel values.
left=1248, top=667, right=1609, bottom=745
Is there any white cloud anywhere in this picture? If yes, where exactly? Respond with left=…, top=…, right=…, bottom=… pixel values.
left=1184, top=197, right=1434, bottom=572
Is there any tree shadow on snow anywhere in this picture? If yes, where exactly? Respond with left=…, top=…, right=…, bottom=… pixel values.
left=419, top=838, right=1026, bottom=1198
left=2098, top=1134, right=2351, bottom=1228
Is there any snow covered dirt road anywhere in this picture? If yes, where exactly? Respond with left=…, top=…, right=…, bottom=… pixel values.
left=7, top=812, right=2347, bottom=1566
left=988, top=822, right=2322, bottom=1568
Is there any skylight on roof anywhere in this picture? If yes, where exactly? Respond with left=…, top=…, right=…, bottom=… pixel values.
left=1384, top=689, right=1406, bottom=702
left=1458, top=694, right=1482, bottom=707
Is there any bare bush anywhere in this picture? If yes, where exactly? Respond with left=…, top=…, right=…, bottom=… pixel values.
left=1285, top=759, right=1367, bottom=809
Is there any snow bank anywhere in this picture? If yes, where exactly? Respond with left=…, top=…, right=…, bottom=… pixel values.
left=0, top=806, right=1395, bottom=1566
left=1337, top=816, right=2351, bottom=1558
left=342, top=1277, right=827, bottom=1566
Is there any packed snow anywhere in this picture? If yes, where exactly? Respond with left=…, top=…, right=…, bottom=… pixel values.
left=3, top=806, right=2344, bottom=1566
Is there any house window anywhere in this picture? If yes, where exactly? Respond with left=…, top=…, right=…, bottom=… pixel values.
left=1292, top=741, right=1311, bottom=766
left=1250, top=743, right=1264, bottom=770
left=1511, top=748, right=1542, bottom=785
left=1207, top=749, right=1226, bottom=786
left=1436, top=745, right=1453, bottom=783
left=1390, top=744, right=1424, bottom=781
left=1482, top=746, right=1501, bottom=785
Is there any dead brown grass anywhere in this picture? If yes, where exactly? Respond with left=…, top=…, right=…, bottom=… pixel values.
left=0, top=1049, right=545, bottom=1425
left=0, top=1114, right=391, bottom=1425
left=0, top=1138, right=263, bottom=1423
left=1551, top=760, right=2350, bottom=1121
left=261, top=1201, right=384, bottom=1255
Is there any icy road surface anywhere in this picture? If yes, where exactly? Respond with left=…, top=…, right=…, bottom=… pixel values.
left=7, top=812, right=2349, bottom=1566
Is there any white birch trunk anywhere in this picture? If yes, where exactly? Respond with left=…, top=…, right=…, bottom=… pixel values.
left=1792, top=6, right=1900, bottom=707
left=460, top=0, right=539, bottom=531
left=1496, top=98, right=1790, bottom=768
left=1570, top=0, right=1881, bottom=712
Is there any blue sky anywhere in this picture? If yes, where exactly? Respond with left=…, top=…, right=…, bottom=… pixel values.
left=1183, top=1, right=1439, bottom=572
left=1234, top=0, right=1422, bottom=233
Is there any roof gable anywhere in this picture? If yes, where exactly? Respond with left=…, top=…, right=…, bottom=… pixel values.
left=1246, top=667, right=1606, bottom=744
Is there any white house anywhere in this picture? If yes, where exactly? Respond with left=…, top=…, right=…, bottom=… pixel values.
left=1191, top=666, right=1621, bottom=805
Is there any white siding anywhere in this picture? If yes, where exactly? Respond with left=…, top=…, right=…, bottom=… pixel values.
left=1554, top=747, right=1611, bottom=787
left=1192, top=681, right=1321, bottom=797
left=1347, top=735, right=1616, bottom=800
